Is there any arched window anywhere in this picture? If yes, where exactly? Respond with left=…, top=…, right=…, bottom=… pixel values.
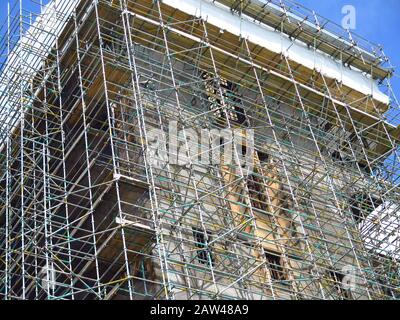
left=192, top=227, right=214, bottom=266
left=265, top=250, right=287, bottom=281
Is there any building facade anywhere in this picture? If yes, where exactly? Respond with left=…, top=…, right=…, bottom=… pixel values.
left=0, top=0, right=399, bottom=300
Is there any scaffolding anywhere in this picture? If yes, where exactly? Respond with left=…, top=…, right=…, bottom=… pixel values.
left=0, top=0, right=400, bottom=300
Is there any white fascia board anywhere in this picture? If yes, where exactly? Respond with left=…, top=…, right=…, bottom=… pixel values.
left=163, top=0, right=389, bottom=105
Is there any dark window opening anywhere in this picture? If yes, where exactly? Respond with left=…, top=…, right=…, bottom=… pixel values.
left=265, top=251, right=286, bottom=281
left=350, top=193, right=382, bottom=223
left=257, top=150, right=269, bottom=163
left=241, top=143, right=247, bottom=157
left=358, top=161, right=372, bottom=174
left=139, top=79, right=155, bottom=90
left=247, top=174, right=267, bottom=212
left=348, top=133, right=369, bottom=149
left=218, top=136, right=225, bottom=155
left=323, top=121, right=333, bottom=132
left=331, top=132, right=372, bottom=171
left=202, top=72, right=247, bottom=126
left=192, top=227, right=214, bottom=266
left=331, top=150, right=343, bottom=162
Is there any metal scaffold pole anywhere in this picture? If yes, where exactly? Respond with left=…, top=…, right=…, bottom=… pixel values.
left=0, top=0, right=399, bottom=300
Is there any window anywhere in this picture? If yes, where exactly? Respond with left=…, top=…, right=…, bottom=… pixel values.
left=331, top=150, right=343, bottom=162
left=257, top=150, right=269, bottom=163
left=358, top=162, right=372, bottom=174
left=265, top=251, right=286, bottom=281
left=192, top=227, right=214, bottom=265
left=247, top=173, right=267, bottom=212
left=202, top=71, right=246, bottom=125
left=329, top=131, right=372, bottom=173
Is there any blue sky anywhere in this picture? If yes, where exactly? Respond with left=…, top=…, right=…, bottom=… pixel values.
left=297, top=0, right=400, bottom=113
left=0, top=0, right=399, bottom=112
